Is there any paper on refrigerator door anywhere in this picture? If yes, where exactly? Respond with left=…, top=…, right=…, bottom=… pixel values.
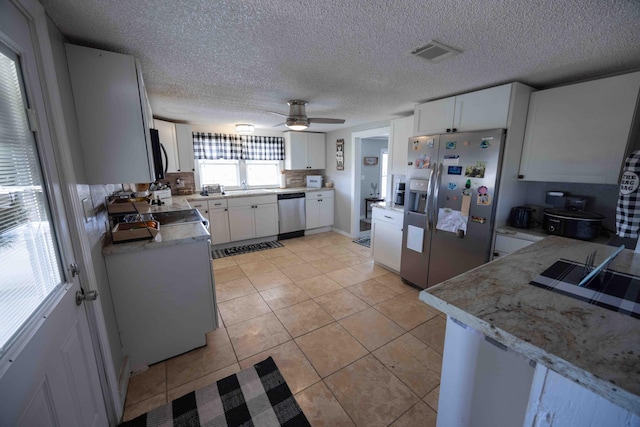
left=407, top=225, right=424, bottom=253
left=436, top=208, right=468, bottom=233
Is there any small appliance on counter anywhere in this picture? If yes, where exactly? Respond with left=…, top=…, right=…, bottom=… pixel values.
left=394, top=182, right=405, bottom=206
left=509, top=206, right=532, bottom=228
left=541, top=195, right=604, bottom=240
left=306, top=175, right=323, bottom=188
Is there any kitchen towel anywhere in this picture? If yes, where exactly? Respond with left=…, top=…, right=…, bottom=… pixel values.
left=436, top=208, right=468, bottom=234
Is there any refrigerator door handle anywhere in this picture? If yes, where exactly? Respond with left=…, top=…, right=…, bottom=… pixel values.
left=425, top=165, right=435, bottom=232
left=432, top=162, right=443, bottom=232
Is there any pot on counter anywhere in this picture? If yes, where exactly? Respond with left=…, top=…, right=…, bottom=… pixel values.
left=542, top=208, right=603, bottom=240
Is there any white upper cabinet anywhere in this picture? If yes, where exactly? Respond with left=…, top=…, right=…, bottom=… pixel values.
left=284, top=131, right=326, bottom=170
left=390, top=115, right=414, bottom=175
left=154, top=119, right=179, bottom=173
left=518, top=71, right=640, bottom=184
left=414, top=84, right=512, bottom=135
left=65, top=44, right=155, bottom=184
left=175, top=124, right=195, bottom=172
left=153, top=121, right=194, bottom=173
left=414, top=97, right=455, bottom=135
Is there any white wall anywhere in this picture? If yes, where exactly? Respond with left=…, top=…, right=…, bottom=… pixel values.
left=325, top=120, right=390, bottom=235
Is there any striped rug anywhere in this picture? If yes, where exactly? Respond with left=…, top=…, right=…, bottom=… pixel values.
left=119, top=357, right=309, bottom=427
left=212, top=241, right=284, bottom=259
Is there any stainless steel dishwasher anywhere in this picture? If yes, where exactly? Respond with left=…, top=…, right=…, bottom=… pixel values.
left=277, top=192, right=306, bottom=240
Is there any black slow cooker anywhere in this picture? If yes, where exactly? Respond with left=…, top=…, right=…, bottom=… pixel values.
left=542, top=209, right=604, bottom=240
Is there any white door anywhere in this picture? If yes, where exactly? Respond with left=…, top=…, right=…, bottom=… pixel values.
left=0, top=1, right=107, bottom=426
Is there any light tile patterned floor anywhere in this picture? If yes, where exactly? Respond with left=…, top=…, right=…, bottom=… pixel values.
left=122, top=232, right=445, bottom=426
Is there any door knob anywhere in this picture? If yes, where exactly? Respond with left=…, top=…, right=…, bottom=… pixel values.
left=76, top=288, right=99, bottom=306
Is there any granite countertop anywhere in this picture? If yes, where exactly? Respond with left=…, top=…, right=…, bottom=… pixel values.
left=184, top=186, right=333, bottom=201
left=103, top=197, right=209, bottom=256
left=371, top=201, right=404, bottom=213
left=419, top=235, right=640, bottom=415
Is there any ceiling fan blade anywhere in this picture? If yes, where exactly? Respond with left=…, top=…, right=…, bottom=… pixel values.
left=308, top=118, right=345, bottom=124
left=272, top=122, right=285, bottom=127
left=267, top=111, right=289, bottom=118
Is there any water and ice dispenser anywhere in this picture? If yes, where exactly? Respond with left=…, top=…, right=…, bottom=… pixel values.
left=406, top=179, right=430, bottom=213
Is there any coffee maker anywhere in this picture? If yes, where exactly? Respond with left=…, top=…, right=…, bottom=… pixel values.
left=394, top=182, right=405, bottom=206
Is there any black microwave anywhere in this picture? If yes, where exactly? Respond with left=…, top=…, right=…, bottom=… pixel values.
left=149, top=128, right=168, bottom=180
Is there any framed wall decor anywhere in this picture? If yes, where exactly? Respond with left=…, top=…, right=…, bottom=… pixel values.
left=336, top=139, right=344, bottom=171
left=363, top=156, right=378, bottom=166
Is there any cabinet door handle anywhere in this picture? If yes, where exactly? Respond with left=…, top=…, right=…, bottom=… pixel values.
left=384, top=215, right=392, bottom=219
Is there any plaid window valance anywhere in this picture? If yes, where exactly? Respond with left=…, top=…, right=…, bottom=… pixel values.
left=193, top=133, right=284, bottom=161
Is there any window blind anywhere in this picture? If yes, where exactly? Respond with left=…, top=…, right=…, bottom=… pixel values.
left=0, top=46, right=63, bottom=355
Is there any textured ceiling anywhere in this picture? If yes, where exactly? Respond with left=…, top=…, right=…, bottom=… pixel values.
left=40, top=0, right=640, bottom=132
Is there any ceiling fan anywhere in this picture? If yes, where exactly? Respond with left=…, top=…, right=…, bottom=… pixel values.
left=269, top=100, right=345, bottom=131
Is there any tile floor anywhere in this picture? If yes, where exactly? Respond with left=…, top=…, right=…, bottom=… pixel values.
left=121, top=232, right=445, bottom=426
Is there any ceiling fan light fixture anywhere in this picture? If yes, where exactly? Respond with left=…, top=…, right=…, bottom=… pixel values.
left=285, top=117, right=309, bottom=131
left=235, top=123, right=254, bottom=134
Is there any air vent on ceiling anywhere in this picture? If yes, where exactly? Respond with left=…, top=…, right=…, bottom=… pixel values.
left=409, top=40, right=461, bottom=63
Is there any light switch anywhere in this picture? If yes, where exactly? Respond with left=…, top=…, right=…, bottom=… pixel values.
left=82, top=198, right=93, bottom=223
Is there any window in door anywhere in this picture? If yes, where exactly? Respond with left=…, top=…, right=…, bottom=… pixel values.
left=380, top=149, right=389, bottom=200
left=0, top=44, right=64, bottom=355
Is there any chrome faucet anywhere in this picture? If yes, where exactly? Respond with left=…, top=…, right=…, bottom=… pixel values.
left=241, top=179, right=247, bottom=190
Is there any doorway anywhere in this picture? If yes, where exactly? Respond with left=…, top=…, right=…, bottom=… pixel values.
left=351, top=127, right=390, bottom=237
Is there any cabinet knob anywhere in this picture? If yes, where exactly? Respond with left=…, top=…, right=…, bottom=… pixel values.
left=518, top=174, right=524, bottom=179
left=452, top=128, right=457, bottom=132
left=446, top=128, right=451, bottom=133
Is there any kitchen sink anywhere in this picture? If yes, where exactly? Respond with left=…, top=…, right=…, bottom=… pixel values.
left=529, top=259, right=640, bottom=319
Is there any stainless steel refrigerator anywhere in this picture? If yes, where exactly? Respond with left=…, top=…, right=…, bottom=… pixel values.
left=400, top=129, right=506, bottom=289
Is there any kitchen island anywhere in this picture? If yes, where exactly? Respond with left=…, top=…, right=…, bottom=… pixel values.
left=419, top=236, right=640, bottom=425
left=103, top=200, right=217, bottom=371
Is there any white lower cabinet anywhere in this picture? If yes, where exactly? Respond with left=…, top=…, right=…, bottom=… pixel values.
left=371, top=207, right=403, bottom=271
left=228, top=195, right=278, bottom=241
left=190, top=199, right=231, bottom=245
left=209, top=206, right=231, bottom=245
left=305, top=190, right=334, bottom=230
left=492, top=229, right=543, bottom=260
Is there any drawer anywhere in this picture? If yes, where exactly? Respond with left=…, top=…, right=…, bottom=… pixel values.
left=208, top=199, right=228, bottom=209
left=494, top=234, right=535, bottom=254
left=227, top=194, right=277, bottom=207
left=306, top=190, right=334, bottom=200
left=372, top=207, right=403, bottom=227
left=189, top=200, right=208, bottom=210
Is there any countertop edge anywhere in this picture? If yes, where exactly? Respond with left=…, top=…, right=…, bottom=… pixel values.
left=103, top=223, right=210, bottom=255
left=419, top=284, right=640, bottom=416
left=184, top=187, right=333, bottom=201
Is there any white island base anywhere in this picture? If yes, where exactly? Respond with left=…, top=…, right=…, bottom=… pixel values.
left=438, top=317, right=639, bottom=427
